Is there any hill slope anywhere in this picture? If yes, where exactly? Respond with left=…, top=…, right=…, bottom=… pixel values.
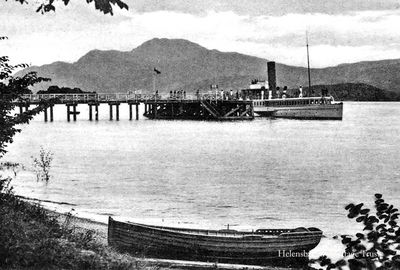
left=301, top=83, right=400, bottom=101
left=17, top=38, right=400, bottom=95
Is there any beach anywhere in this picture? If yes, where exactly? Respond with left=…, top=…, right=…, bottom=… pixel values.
left=43, top=203, right=345, bottom=269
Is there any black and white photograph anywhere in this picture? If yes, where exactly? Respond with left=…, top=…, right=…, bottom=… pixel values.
left=1, top=0, right=400, bottom=269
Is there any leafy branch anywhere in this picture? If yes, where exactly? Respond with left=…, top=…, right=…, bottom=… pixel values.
left=7, top=0, right=128, bottom=15
left=1, top=37, right=54, bottom=157
left=312, top=194, right=400, bottom=270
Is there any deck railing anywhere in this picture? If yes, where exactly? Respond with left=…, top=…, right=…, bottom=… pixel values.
left=9, top=93, right=331, bottom=105
left=13, top=93, right=244, bottom=103
left=18, top=93, right=139, bottom=103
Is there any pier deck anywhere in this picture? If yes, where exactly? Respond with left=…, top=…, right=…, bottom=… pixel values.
left=144, top=99, right=253, bottom=120
left=10, top=93, right=254, bottom=121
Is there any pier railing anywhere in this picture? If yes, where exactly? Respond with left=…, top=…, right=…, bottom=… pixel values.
left=14, top=93, right=242, bottom=104
left=18, top=93, right=139, bottom=103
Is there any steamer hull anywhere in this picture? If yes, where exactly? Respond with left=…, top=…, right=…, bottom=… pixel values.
left=108, top=217, right=322, bottom=266
left=255, top=102, right=343, bottom=120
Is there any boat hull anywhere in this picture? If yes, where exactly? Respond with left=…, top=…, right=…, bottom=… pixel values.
left=254, top=103, right=343, bottom=120
left=108, top=217, right=322, bottom=266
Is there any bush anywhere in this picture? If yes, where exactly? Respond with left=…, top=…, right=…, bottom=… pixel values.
left=312, top=194, right=400, bottom=270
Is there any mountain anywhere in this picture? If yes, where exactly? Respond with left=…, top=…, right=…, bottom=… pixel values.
left=17, top=38, right=400, bottom=96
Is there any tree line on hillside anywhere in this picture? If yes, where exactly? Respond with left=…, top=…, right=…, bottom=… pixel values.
left=292, top=83, right=400, bottom=101
left=37, top=85, right=95, bottom=94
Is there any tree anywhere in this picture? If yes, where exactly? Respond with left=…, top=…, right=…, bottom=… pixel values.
left=32, top=147, right=53, bottom=183
left=1, top=37, right=54, bottom=157
left=9, top=0, right=128, bottom=15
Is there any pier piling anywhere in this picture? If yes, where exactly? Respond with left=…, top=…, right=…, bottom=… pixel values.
left=108, top=102, right=121, bottom=121
left=89, top=104, right=93, bottom=121
left=73, top=105, right=77, bottom=121
left=44, top=108, right=48, bottom=122
left=128, top=102, right=139, bottom=120
left=95, top=104, right=99, bottom=121
left=67, top=105, right=70, bottom=122
left=66, top=103, right=78, bottom=121
left=50, top=105, right=54, bottom=122
left=88, top=103, right=99, bottom=121
left=116, top=104, right=119, bottom=121
left=18, top=103, right=30, bottom=115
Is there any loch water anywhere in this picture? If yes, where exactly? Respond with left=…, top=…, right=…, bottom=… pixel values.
left=4, top=102, right=400, bottom=236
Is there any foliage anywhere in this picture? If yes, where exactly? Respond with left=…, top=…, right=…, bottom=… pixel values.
left=304, top=84, right=400, bottom=101
left=0, top=38, right=56, bottom=157
left=32, top=147, right=53, bottom=183
left=312, top=194, right=400, bottom=270
left=8, top=0, right=128, bottom=15
left=37, top=85, right=96, bottom=94
left=0, top=161, right=20, bottom=169
left=0, top=176, right=13, bottom=197
left=0, top=161, right=23, bottom=176
left=0, top=176, right=139, bottom=269
left=286, top=83, right=400, bottom=101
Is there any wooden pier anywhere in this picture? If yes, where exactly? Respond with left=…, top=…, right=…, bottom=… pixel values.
left=12, top=93, right=254, bottom=121
left=144, top=99, right=253, bottom=120
left=14, top=93, right=140, bottom=122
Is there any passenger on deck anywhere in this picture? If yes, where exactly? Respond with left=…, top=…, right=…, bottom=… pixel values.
left=282, top=86, right=288, bottom=99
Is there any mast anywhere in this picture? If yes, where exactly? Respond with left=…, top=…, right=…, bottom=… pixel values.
left=306, top=31, right=312, bottom=97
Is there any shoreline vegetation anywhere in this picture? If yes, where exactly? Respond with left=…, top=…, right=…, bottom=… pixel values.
left=295, top=83, right=400, bottom=102
left=0, top=178, right=139, bottom=270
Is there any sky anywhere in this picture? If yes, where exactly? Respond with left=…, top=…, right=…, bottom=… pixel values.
left=1, top=0, right=400, bottom=68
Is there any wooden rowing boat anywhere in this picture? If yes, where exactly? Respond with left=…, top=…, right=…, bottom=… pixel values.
left=107, top=217, right=322, bottom=266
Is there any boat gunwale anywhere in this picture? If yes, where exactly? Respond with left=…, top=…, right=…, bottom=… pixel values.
left=114, top=219, right=322, bottom=239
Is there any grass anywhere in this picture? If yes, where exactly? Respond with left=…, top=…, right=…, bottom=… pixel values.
left=0, top=177, right=141, bottom=270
